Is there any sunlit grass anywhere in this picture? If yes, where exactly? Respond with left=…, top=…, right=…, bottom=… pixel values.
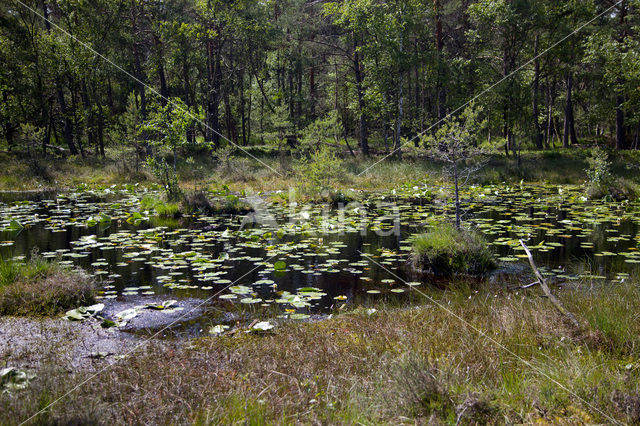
left=139, top=194, right=181, bottom=218
left=3, top=148, right=640, bottom=194
left=0, top=257, right=94, bottom=316
left=3, top=279, right=640, bottom=424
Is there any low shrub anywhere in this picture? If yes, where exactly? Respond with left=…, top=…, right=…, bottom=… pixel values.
left=295, top=147, right=344, bottom=197
left=0, top=257, right=95, bottom=316
left=410, top=223, right=496, bottom=276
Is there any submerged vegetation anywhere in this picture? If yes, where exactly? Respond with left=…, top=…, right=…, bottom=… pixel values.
left=410, top=223, right=496, bottom=276
left=0, top=257, right=94, bottom=316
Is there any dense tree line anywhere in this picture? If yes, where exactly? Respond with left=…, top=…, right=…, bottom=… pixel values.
left=1, top=0, right=639, bottom=158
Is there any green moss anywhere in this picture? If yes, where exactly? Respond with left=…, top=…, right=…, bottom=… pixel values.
left=410, top=223, right=496, bottom=276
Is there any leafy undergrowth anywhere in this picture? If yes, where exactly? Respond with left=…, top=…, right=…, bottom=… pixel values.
left=3, top=281, right=640, bottom=424
left=0, top=257, right=95, bottom=316
left=410, top=223, right=496, bottom=276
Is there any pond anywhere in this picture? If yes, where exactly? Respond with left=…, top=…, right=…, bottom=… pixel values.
left=1, top=183, right=639, bottom=333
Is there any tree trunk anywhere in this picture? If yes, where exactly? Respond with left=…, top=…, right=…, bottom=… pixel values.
left=353, top=35, right=369, bottom=156
left=546, top=78, right=554, bottom=148
left=224, top=87, right=237, bottom=144
left=56, top=83, right=78, bottom=155
left=239, top=69, right=246, bottom=145
left=616, top=0, right=628, bottom=150
left=81, top=81, right=95, bottom=153
left=532, top=35, right=543, bottom=150
left=563, top=72, right=577, bottom=147
left=454, top=163, right=460, bottom=229
left=97, top=103, right=105, bottom=157
left=130, top=2, right=147, bottom=122
left=434, top=0, right=446, bottom=121
left=395, top=79, right=403, bottom=160
left=206, top=37, right=221, bottom=148
left=152, top=33, right=169, bottom=105
left=502, top=47, right=511, bottom=157
left=247, top=74, right=252, bottom=143
left=295, top=55, right=302, bottom=124
left=42, top=0, right=77, bottom=155
left=616, top=93, right=625, bottom=149
left=309, top=59, right=316, bottom=119
left=503, top=109, right=510, bottom=157
left=182, top=57, right=195, bottom=144
left=70, top=85, right=84, bottom=157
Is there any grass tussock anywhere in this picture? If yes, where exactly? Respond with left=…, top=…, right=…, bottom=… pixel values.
left=183, top=190, right=253, bottom=215
left=411, top=223, right=496, bottom=276
left=139, top=195, right=181, bottom=218
left=586, top=177, right=638, bottom=201
left=3, top=280, right=640, bottom=424
left=139, top=191, right=253, bottom=217
left=0, top=257, right=95, bottom=316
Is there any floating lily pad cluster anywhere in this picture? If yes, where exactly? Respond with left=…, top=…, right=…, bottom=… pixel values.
left=1, top=183, right=639, bottom=317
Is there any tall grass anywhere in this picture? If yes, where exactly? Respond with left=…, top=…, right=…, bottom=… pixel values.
left=4, top=149, right=640, bottom=192
left=0, top=257, right=94, bottom=316
left=139, top=195, right=181, bottom=218
left=3, top=279, right=640, bottom=424
left=0, top=256, right=54, bottom=288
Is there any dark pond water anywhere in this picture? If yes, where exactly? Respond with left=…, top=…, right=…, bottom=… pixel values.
left=1, top=184, right=639, bottom=333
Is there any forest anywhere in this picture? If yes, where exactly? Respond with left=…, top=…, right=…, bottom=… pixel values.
left=4, top=1, right=640, bottom=425
left=1, top=0, right=639, bottom=159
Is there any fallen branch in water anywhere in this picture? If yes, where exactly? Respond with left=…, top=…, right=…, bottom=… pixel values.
left=519, top=240, right=583, bottom=330
left=509, top=281, right=539, bottom=290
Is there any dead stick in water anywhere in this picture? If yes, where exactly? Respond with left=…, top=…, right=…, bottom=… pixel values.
left=519, top=240, right=582, bottom=330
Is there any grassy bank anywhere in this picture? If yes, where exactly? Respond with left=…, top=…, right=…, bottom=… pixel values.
left=2, top=148, right=640, bottom=194
left=2, top=279, right=639, bottom=424
left=0, top=257, right=94, bottom=316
